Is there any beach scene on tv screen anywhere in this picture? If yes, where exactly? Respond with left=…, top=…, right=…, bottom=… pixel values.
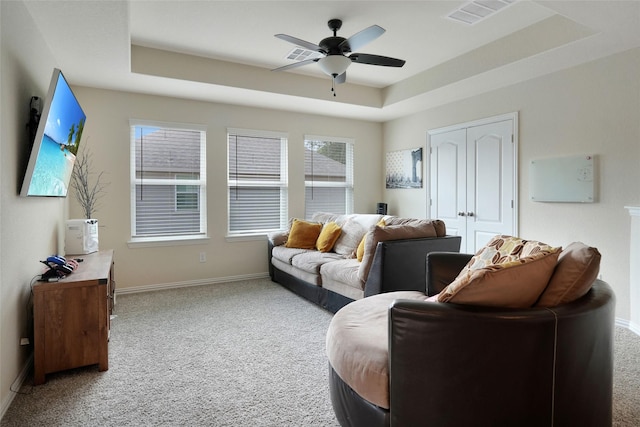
left=28, top=73, right=85, bottom=196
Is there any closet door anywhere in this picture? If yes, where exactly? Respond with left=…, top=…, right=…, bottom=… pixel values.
left=465, top=119, right=515, bottom=252
left=429, top=128, right=466, bottom=241
left=429, top=116, right=517, bottom=253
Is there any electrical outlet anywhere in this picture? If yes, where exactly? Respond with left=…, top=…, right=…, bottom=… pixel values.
left=20, top=338, right=30, bottom=346
left=199, top=252, right=206, bottom=263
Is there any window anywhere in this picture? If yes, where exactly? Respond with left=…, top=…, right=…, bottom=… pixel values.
left=130, top=121, right=207, bottom=242
left=227, top=128, right=288, bottom=236
left=304, top=135, right=354, bottom=219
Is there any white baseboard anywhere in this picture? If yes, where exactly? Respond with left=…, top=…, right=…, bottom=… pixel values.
left=616, top=317, right=640, bottom=336
left=1, top=354, right=33, bottom=421
left=115, top=272, right=270, bottom=295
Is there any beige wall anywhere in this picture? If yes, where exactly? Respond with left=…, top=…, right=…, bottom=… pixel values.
left=1, top=1, right=382, bottom=412
left=2, top=0, right=639, bottom=417
left=1, top=0, right=69, bottom=415
left=67, top=87, right=383, bottom=291
left=383, top=48, right=640, bottom=321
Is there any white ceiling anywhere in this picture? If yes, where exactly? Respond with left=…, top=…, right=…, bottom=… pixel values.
left=23, top=0, right=640, bottom=122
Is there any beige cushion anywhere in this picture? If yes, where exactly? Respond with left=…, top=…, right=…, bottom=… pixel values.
left=333, top=219, right=366, bottom=257
left=291, top=251, right=343, bottom=274
left=316, top=222, right=342, bottom=252
left=311, top=212, right=342, bottom=224
left=271, top=246, right=310, bottom=265
left=535, top=242, right=601, bottom=307
left=285, top=219, right=322, bottom=249
left=326, top=291, right=429, bottom=410
left=438, top=235, right=561, bottom=308
left=321, top=259, right=364, bottom=300
left=357, top=222, right=437, bottom=283
left=320, top=258, right=361, bottom=288
left=383, top=217, right=447, bottom=237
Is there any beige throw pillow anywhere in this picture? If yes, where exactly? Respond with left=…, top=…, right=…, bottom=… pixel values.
left=333, top=219, right=366, bottom=257
left=535, top=242, right=601, bottom=307
left=437, top=250, right=560, bottom=307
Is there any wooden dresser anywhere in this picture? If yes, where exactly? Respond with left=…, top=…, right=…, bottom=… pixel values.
left=33, top=249, right=115, bottom=385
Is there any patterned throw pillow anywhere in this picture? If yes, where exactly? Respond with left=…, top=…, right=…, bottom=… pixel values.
left=465, top=235, right=556, bottom=270
left=438, top=235, right=561, bottom=308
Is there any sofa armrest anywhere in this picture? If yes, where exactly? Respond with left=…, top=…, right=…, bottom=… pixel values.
left=267, top=230, right=288, bottom=247
left=363, top=235, right=462, bottom=297
left=426, top=252, right=473, bottom=296
left=267, top=230, right=289, bottom=280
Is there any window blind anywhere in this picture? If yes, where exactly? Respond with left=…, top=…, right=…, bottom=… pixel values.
left=130, top=122, right=207, bottom=239
left=228, top=129, right=288, bottom=235
left=304, top=136, right=354, bottom=219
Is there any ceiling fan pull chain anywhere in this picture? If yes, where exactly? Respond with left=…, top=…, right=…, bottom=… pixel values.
left=332, top=76, right=337, bottom=97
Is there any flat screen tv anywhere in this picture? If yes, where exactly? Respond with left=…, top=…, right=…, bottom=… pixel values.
left=20, top=68, right=86, bottom=197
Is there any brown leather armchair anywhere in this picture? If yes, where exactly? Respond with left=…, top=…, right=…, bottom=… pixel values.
left=328, top=252, right=616, bottom=427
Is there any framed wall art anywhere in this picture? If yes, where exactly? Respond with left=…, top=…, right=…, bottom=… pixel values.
left=386, top=147, right=423, bottom=189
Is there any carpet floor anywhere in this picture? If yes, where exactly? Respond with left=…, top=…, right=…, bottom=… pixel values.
left=1, top=278, right=639, bottom=426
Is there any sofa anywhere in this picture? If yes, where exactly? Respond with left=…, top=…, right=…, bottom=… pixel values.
left=268, top=213, right=462, bottom=312
left=327, top=237, right=615, bottom=427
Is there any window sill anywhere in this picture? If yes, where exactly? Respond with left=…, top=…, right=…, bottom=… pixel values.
left=127, top=235, right=210, bottom=248
left=225, top=234, right=268, bottom=243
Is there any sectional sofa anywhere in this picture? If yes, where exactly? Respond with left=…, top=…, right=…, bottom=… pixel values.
left=267, top=213, right=462, bottom=312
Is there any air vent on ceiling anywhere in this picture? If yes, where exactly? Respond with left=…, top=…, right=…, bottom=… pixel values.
left=285, top=47, right=323, bottom=62
left=448, top=0, right=517, bottom=25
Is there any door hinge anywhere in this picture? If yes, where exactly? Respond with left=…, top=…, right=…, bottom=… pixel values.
left=511, top=134, right=514, bottom=143
left=511, top=200, right=514, bottom=208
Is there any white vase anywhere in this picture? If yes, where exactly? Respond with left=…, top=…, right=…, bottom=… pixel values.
left=65, top=219, right=99, bottom=254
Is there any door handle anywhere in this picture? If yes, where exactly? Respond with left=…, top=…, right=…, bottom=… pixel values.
left=467, top=212, right=474, bottom=217
left=458, top=212, right=466, bottom=216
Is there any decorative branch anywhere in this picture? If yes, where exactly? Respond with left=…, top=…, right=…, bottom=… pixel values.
left=70, top=146, right=109, bottom=219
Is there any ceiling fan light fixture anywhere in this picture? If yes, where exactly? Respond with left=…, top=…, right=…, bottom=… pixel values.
left=318, top=55, right=351, bottom=77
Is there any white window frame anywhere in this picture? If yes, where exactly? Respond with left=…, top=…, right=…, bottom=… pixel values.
left=227, top=128, right=288, bottom=240
left=128, top=119, right=208, bottom=247
left=304, top=135, right=354, bottom=219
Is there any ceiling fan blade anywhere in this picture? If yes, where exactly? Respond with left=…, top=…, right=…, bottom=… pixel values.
left=335, top=72, right=346, bottom=84
left=275, top=34, right=322, bottom=52
left=339, top=25, right=385, bottom=52
left=349, top=53, right=406, bottom=67
left=271, top=58, right=319, bottom=72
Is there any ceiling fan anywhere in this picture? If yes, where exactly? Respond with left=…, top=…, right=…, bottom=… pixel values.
left=272, top=19, right=406, bottom=95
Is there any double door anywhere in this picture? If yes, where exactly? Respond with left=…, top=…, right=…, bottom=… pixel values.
left=428, top=116, right=517, bottom=253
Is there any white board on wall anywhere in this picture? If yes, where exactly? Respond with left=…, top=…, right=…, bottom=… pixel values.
left=529, top=155, right=595, bottom=203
